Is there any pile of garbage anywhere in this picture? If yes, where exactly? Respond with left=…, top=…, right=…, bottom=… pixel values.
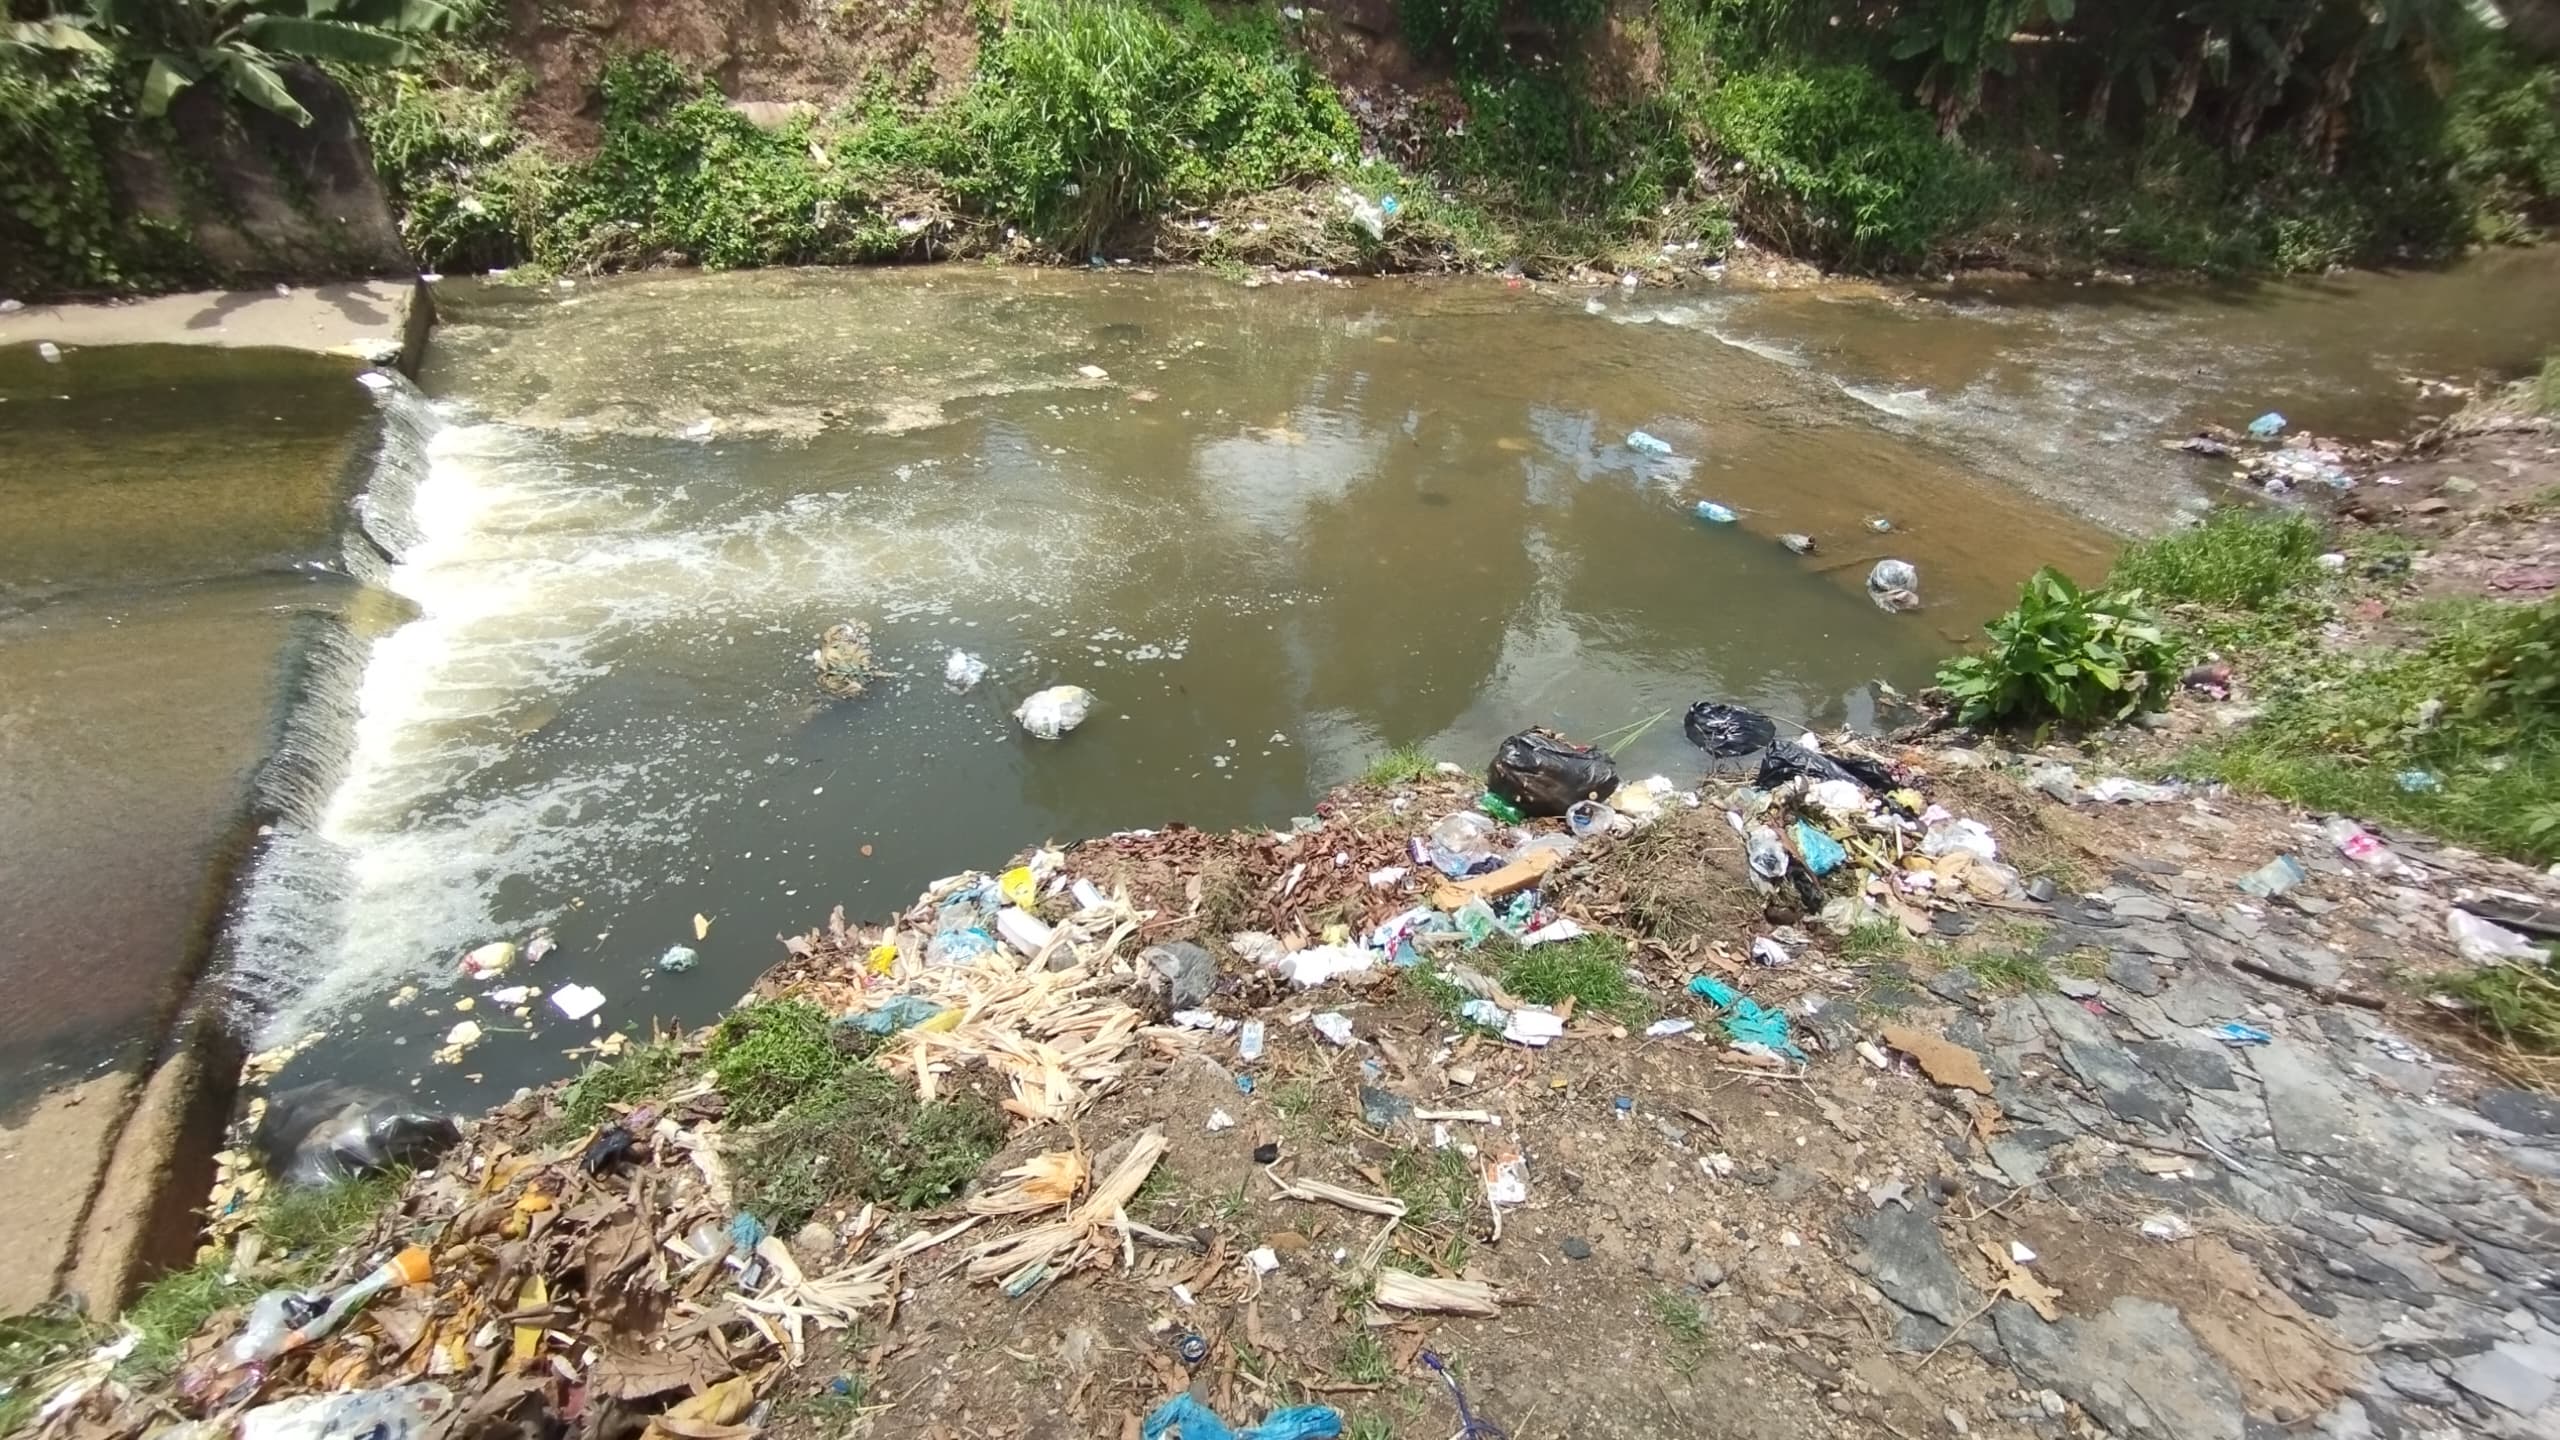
left=2165, top=414, right=2378, bottom=496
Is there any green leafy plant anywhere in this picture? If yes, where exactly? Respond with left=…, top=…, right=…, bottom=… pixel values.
left=706, top=998, right=845, bottom=1125
left=1361, top=743, right=1437, bottom=785
left=1702, top=64, right=1990, bottom=266
left=1937, top=568, right=2177, bottom=726
left=28, top=0, right=464, bottom=125
left=2110, top=508, right=2326, bottom=608
left=2467, top=597, right=2560, bottom=731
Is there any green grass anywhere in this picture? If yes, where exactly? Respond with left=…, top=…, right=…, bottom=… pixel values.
left=730, top=1063, right=1005, bottom=1232
left=1959, top=948, right=2052, bottom=995
left=555, top=1038, right=693, bottom=1135
left=2179, top=598, right=2560, bottom=863
left=1346, top=1417, right=1397, bottom=1440
left=2112, top=510, right=2327, bottom=610
left=1491, top=936, right=1653, bottom=1024
left=2431, top=961, right=2560, bottom=1054
left=2537, top=352, right=2560, bottom=417
left=0, top=1309, right=95, bottom=1436
left=1649, top=1288, right=1712, bottom=1377
left=1379, top=1145, right=1475, bottom=1229
left=1361, top=744, right=1437, bottom=786
left=707, top=999, right=846, bottom=1125
left=1340, top=1327, right=1394, bottom=1386
left=1838, top=919, right=1913, bottom=963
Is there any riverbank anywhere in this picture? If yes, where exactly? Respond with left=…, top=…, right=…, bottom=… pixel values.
left=6, top=1, right=2557, bottom=301
left=20, top=711, right=2560, bottom=1439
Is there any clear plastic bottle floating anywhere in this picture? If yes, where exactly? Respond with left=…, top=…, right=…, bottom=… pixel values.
left=1694, top=500, right=1737, bottom=523
left=1627, top=430, right=1673, bottom=456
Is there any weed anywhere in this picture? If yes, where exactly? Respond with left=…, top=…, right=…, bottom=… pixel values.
left=1838, top=919, right=1912, bottom=963
left=2179, top=598, right=2560, bottom=863
left=730, top=1064, right=1005, bottom=1232
left=2539, top=353, right=2560, bottom=417
left=2111, top=510, right=2327, bottom=610
left=2432, top=961, right=2560, bottom=1054
left=0, top=1308, right=95, bottom=1435
left=1959, top=948, right=2051, bottom=994
left=1938, top=568, right=2178, bottom=728
left=1492, top=935, right=1652, bottom=1023
left=1270, top=1078, right=1321, bottom=1120
left=123, top=1258, right=246, bottom=1383
left=1361, top=743, right=1437, bottom=786
left=707, top=999, right=844, bottom=1125
left=1192, top=855, right=1252, bottom=937
left=1340, top=1327, right=1393, bottom=1386
left=556, top=1038, right=692, bottom=1135
left=2056, top=947, right=2108, bottom=980
left=1381, top=1144, right=1475, bottom=1228
left=1346, top=1417, right=1397, bottom=1440
left=1649, top=1288, right=1711, bottom=1375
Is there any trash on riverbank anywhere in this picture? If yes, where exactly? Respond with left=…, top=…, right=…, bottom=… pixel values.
left=812, top=619, right=876, bottom=698
left=1486, top=729, right=1619, bottom=818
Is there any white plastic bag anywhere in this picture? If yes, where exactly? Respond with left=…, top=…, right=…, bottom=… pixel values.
left=945, top=649, right=988, bottom=692
left=2446, top=909, right=2543, bottom=966
left=1014, top=685, right=1095, bottom=739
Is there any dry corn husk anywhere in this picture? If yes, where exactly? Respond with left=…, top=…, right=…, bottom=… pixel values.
left=966, top=1131, right=1166, bottom=1292
left=968, top=1150, right=1089, bottom=1216
left=1369, top=1270, right=1501, bottom=1319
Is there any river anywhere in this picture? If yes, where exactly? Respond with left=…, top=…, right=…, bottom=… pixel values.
left=5, top=252, right=2556, bottom=1116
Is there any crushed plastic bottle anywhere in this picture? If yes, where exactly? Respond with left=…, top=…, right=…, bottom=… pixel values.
left=1238, top=1019, right=1266, bottom=1063
left=1744, top=826, right=1788, bottom=884
left=1627, top=430, right=1674, bottom=457
left=2235, top=855, right=2306, bottom=897
left=236, top=1384, right=455, bottom=1440
left=230, top=1248, right=431, bottom=1367
left=1693, top=500, right=1737, bottom=524
left=2322, top=817, right=2397, bottom=871
left=2247, top=411, right=2287, bottom=439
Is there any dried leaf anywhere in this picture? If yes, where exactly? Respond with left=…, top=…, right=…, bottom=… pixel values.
left=591, top=1343, right=731, bottom=1401
left=1976, top=1240, right=2060, bottom=1322
left=1370, top=1270, right=1500, bottom=1317
left=967, top=1150, right=1089, bottom=1216
left=1881, top=1023, right=1994, bottom=1095
left=694, top=913, right=711, bottom=940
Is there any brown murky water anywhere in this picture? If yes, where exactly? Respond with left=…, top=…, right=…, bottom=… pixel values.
left=6, top=254, right=2556, bottom=1110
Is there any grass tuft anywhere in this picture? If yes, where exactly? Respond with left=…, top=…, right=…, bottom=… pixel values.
left=1491, top=936, right=1653, bottom=1024
left=555, top=1039, right=692, bottom=1135
left=2432, top=962, right=2560, bottom=1054
left=2112, top=509, right=2328, bottom=610
left=707, top=999, right=844, bottom=1126
left=730, top=1061, right=1005, bottom=1232
left=1958, top=948, right=2051, bottom=994
left=1361, top=744, right=1437, bottom=786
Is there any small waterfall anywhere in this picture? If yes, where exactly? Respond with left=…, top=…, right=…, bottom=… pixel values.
left=341, top=369, right=441, bottom=586
left=214, top=368, right=442, bottom=1034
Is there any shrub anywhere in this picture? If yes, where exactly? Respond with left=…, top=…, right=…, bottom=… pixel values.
left=1702, top=64, right=1988, bottom=268
left=950, top=0, right=1355, bottom=250
left=1937, top=568, right=2177, bottom=726
left=731, top=1064, right=1005, bottom=1231
left=1399, top=0, right=1608, bottom=66
left=2445, top=42, right=2560, bottom=242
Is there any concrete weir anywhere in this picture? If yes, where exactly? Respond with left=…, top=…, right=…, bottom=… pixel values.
left=0, top=278, right=433, bottom=1316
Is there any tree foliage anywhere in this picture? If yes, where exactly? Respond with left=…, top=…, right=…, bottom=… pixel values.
left=11, top=0, right=459, bottom=124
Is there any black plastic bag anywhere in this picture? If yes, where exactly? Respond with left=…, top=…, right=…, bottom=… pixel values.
left=1683, top=703, right=1777, bottom=758
left=1753, top=742, right=1897, bottom=794
left=258, top=1087, right=463, bottom=1187
left=1487, top=730, right=1620, bottom=818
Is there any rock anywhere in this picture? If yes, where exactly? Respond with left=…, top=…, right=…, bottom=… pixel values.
left=2475, top=1088, right=2560, bottom=1137
left=2103, top=891, right=2178, bottom=923
left=1850, top=1200, right=1971, bottom=1327
left=1995, top=1297, right=2246, bottom=1440
left=1559, top=1235, right=1593, bottom=1261
left=2449, top=1340, right=2559, bottom=1414
left=2128, top=1040, right=2236, bottom=1092
left=2115, top=925, right=2193, bottom=961
left=2375, top=1356, right=2460, bottom=1407
left=2055, top=974, right=2103, bottom=1000
left=1926, top=968, right=1982, bottom=1005
left=2250, top=1045, right=2355, bottom=1158
left=1988, top=1138, right=2051, bottom=1188
left=1690, top=1257, right=1726, bottom=1290
left=2107, top=952, right=2165, bottom=996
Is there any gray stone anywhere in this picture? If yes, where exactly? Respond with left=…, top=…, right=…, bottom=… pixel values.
left=2108, top=952, right=2165, bottom=996
left=2116, top=925, right=2193, bottom=961
left=1559, top=1235, right=1593, bottom=1261
left=1994, top=1297, right=2245, bottom=1440
left=2450, top=1340, right=2560, bottom=1414
left=1926, top=968, right=1981, bottom=1005
left=2376, top=1356, right=2460, bottom=1407
left=2474, top=1088, right=2560, bottom=1137
left=2055, top=975, right=2104, bottom=1000
left=2062, top=1039, right=2187, bottom=1129
left=2250, top=1045, right=2353, bottom=1158
left=2129, top=1039, right=2237, bottom=1092
left=1849, top=1201, right=1971, bottom=1327
left=1988, top=1138, right=2051, bottom=1188
left=2104, top=891, right=2179, bottom=923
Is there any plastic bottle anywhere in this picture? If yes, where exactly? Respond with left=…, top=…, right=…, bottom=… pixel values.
left=1744, top=826, right=1789, bottom=883
left=1238, top=1019, right=1266, bottom=1063
left=1693, top=501, right=1737, bottom=524
left=231, top=1248, right=432, bottom=1366
left=2321, top=817, right=2396, bottom=871
left=1626, top=430, right=1673, bottom=457
left=1565, top=800, right=1618, bottom=838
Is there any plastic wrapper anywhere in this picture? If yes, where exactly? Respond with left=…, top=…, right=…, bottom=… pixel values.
left=1682, top=702, right=1776, bottom=757
left=258, top=1090, right=463, bottom=1188
left=1014, top=685, right=1094, bottom=739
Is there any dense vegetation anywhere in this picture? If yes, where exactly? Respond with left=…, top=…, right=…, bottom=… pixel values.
left=6, top=0, right=2555, bottom=292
